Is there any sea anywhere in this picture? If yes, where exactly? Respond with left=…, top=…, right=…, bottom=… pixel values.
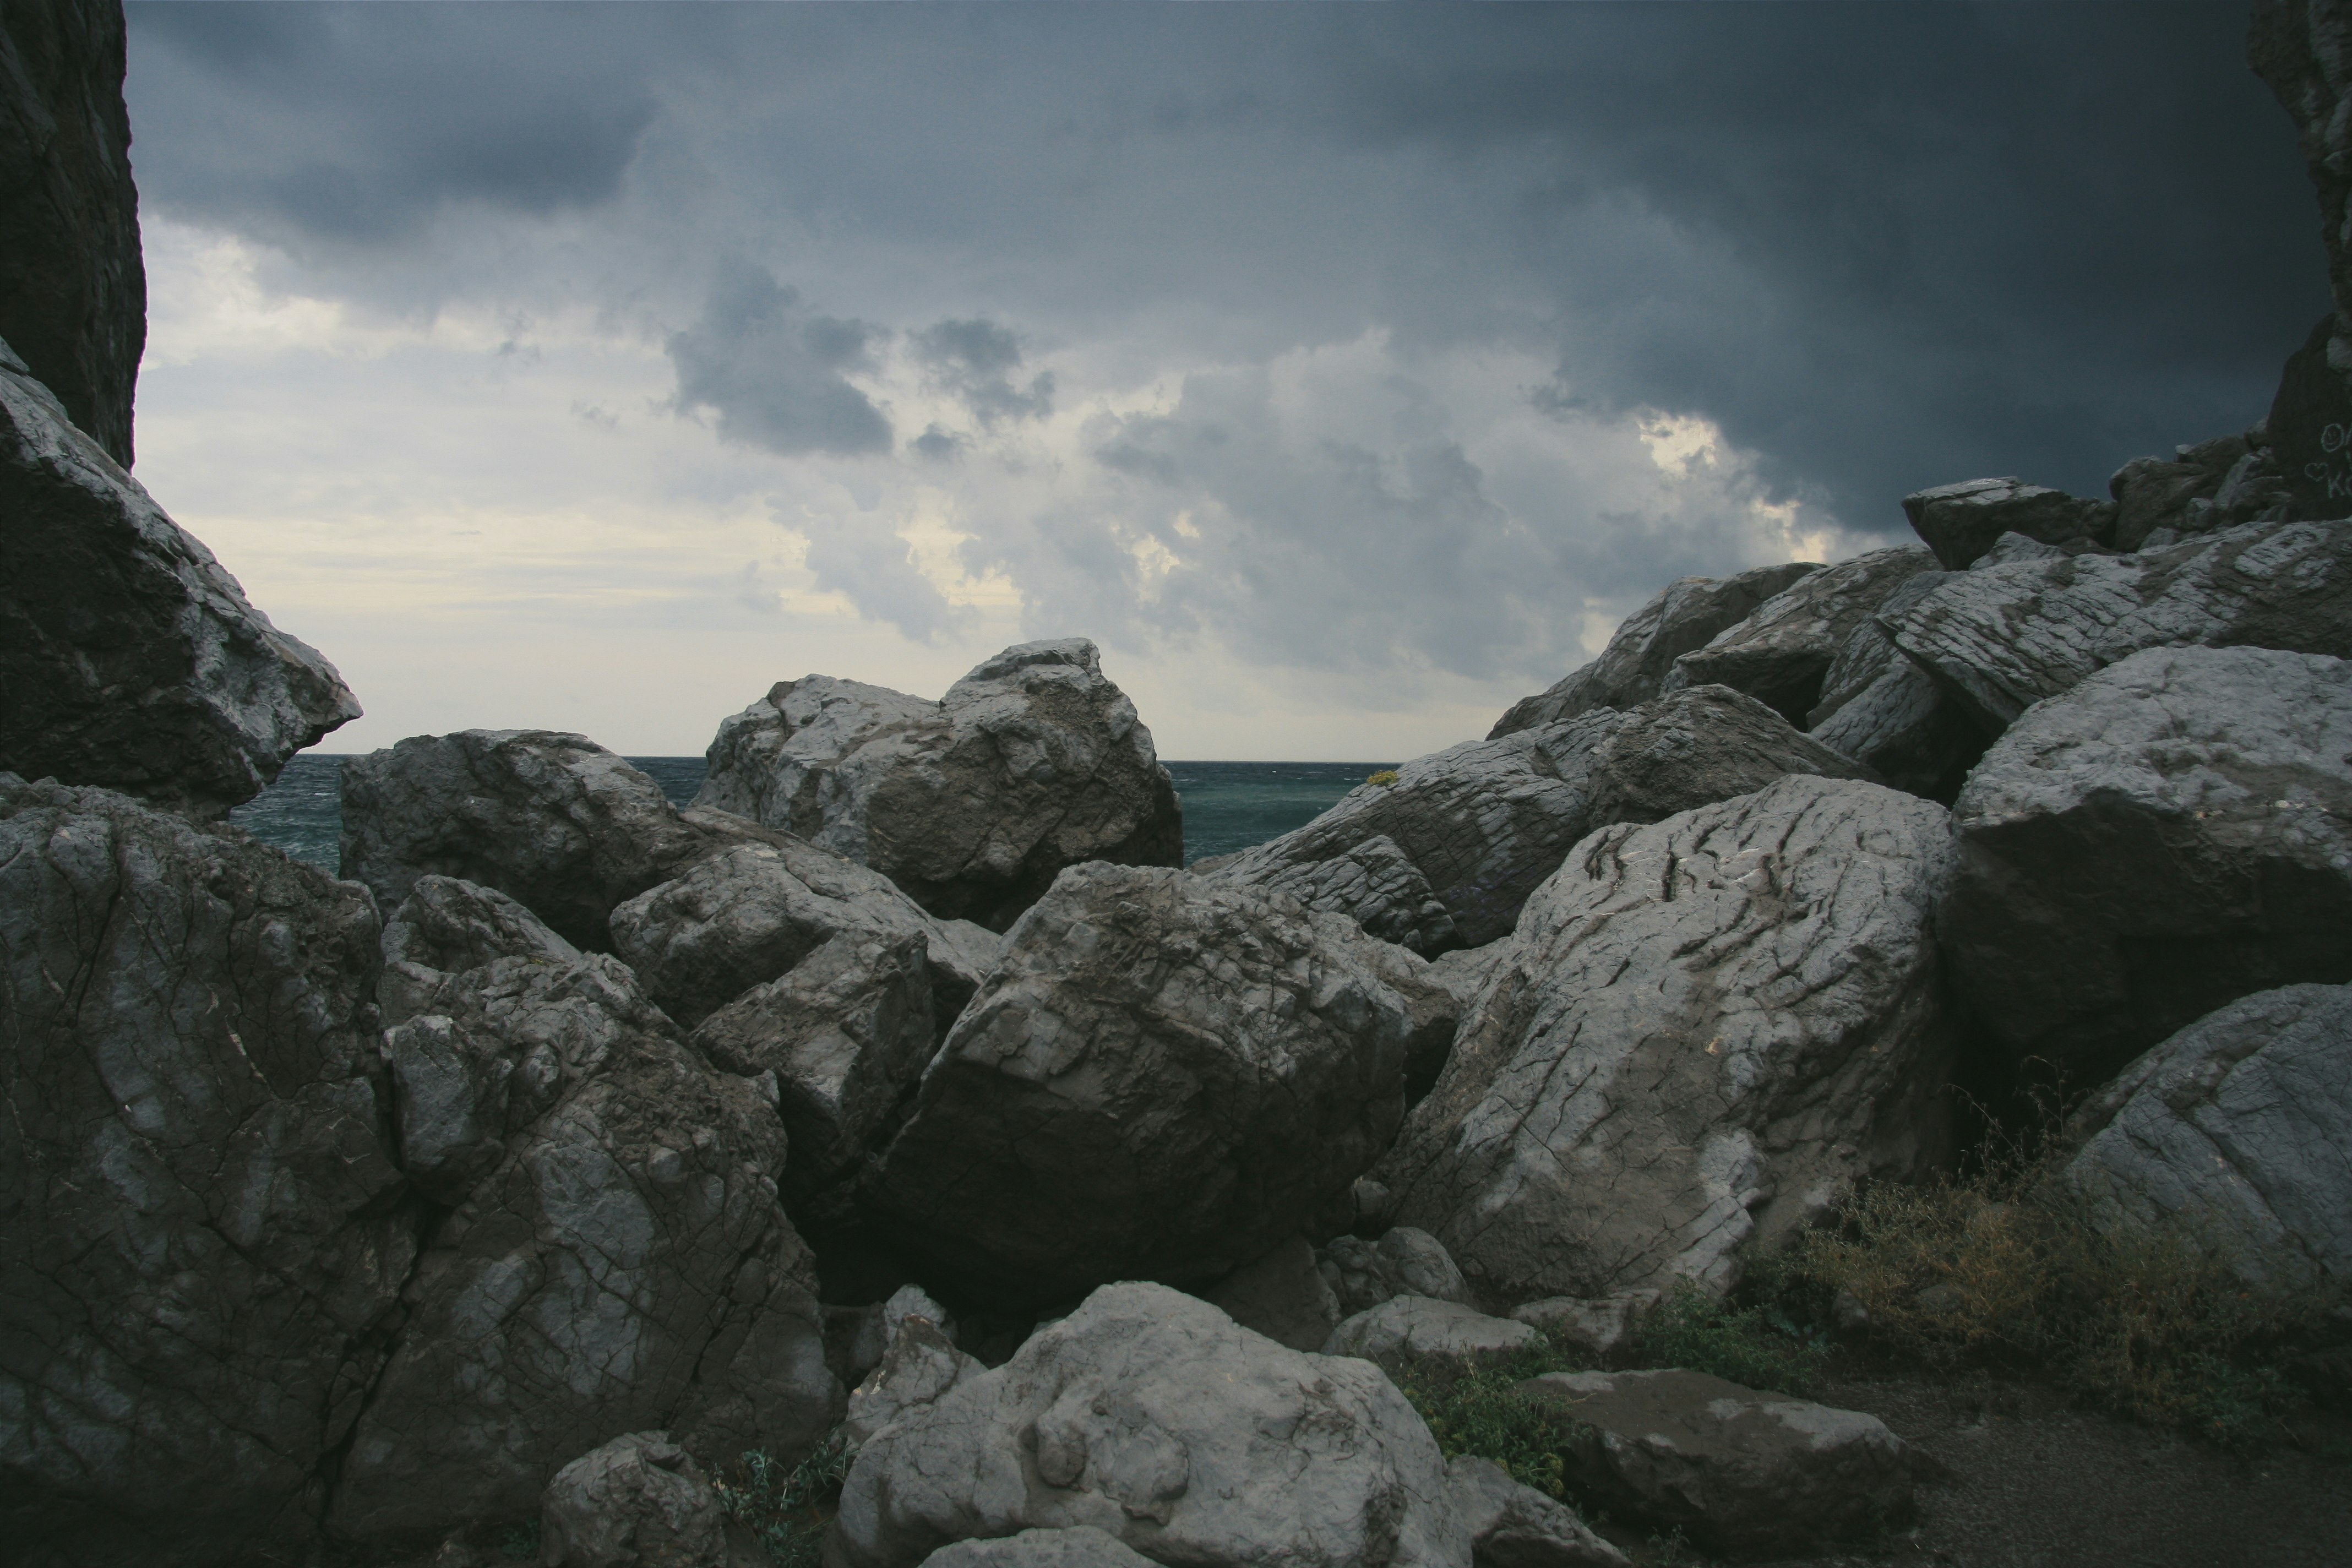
left=227, top=755, right=1388, bottom=875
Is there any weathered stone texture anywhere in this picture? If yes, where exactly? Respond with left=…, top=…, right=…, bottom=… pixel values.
left=1664, top=545, right=1941, bottom=722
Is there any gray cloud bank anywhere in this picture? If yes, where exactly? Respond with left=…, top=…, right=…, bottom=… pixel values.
left=124, top=1, right=2327, bottom=689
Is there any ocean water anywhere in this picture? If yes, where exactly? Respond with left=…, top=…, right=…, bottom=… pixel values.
left=227, top=754, right=1387, bottom=875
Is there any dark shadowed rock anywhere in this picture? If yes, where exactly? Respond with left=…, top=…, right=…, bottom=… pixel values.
left=540, top=1431, right=761, bottom=1568
left=695, top=639, right=1180, bottom=931
left=1507, top=1293, right=1660, bottom=1367
left=1488, top=564, right=1822, bottom=739
left=826, top=1282, right=1467, bottom=1568
left=340, top=730, right=724, bottom=951
left=869, top=864, right=1417, bottom=1305
left=1664, top=545, right=1941, bottom=724
left=1901, top=478, right=2117, bottom=570
left=0, top=0, right=142, bottom=467
left=0, top=341, right=360, bottom=815
left=1447, top=1456, right=1629, bottom=1568
left=1521, top=1370, right=1914, bottom=1554
left=2263, top=317, right=2352, bottom=521
left=1882, top=518, right=2352, bottom=733
left=0, top=775, right=406, bottom=1568
left=2060, top=984, right=2352, bottom=1288
left=1382, top=776, right=1957, bottom=1302
left=1318, top=1227, right=1474, bottom=1319
left=2253, top=0, right=2352, bottom=356
left=329, top=896, right=841, bottom=1548
left=1208, top=686, right=1871, bottom=956
left=1942, top=646, right=2352, bottom=1085
left=1804, top=571, right=1985, bottom=801
left=1202, top=1235, right=1342, bottom=1354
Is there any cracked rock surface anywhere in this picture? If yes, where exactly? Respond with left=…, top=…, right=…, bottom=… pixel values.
left=0, top=775, right=406, bottom=1567
left=1208, top=686, right=1870, bottom=956
left=870, top=864, right=1416, bottom=1304
left=825, top=1282, right=1468, bottom=1568
left=695, top=639, right=1180, bottom=931
left=2060, top=983, right=2352, bottom=1288
left=1663, top=545, right=1941, bottom=725
left=1488, top=564, right=1821, bottom=739
left=1, top=340, right=360, bottom=816
left=329, top=885, right=840, bottom=1547
left=1381, top=776, right=1957, bottom=1302
left=1941, top=645, right=2352, bottom=1082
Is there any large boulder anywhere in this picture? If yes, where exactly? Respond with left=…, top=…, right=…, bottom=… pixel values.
left=539, top=1431, right=760, bottom=1568
left=0, top=0, right=143, bottom=467
left=1803, top=570, right=1984, bottom=801
left=1208, top=686, right=1871, bottom=956
left=1879, top=517, right=2352, bottom=734
left=1520, top=1370, right=1914, bottom=1555
left=1446, top=1457, right=1628, bottom=1568
left=1941, top=645, right=2352, bottom=1083
left=0, top=340, right=360, bottom=816
left=609, top=837, right=1001, bottom=1031
left=1381, top=776, right=1957, bottom=1302
left=1318, top=1227, right=1475, bottom=1319
left=694, top=639, right=1182, bottom=931
left=2060, top=984, right=2352, bottom=1288
left=869, top=864, right=1418, bottom=1304
left=0, top=776, right=408, bottom=1568
left=340, top=730, right=729, bottom=951
left=1201, top=1234, right=1344, bottom=1354
left=825, top=1282, right=1468, bottom=1568
left=1321, top=1298, right=1543, bottom=1361
left=1899, top=478, right=2117, bottom=570
left=328, top=890, right=841, bottom=1547
left=1488, top=563, right=1821, bottom=739
left=1662, top=545, right=1942, bottom=723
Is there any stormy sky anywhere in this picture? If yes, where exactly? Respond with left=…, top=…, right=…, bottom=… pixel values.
left=121, top=1, right=2327, bottom=759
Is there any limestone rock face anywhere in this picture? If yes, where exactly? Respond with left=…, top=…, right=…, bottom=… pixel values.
left=0, top=341, right=360, bottom=816
left=609, top=837, right=1000, bottom=1032
left=2061, top=984, right=2352, bottom=1288
left=1446, top=1456, right=1629, bottom=1568
left=1488, top=563, right=1821, bottom=739
left=1383, top=776, right=1957, bottom=1302
left=870, top=864, right=1416, bottom=1304
left=826, top=1282, right=1468, bottom=1568
left=0, top=776, right=406, bottom=1568
left=695, top=640, right=1181, bottom=931
left=0, top=0, right=143, bottom=467
left=329, top=899, right=841, bottom=1547
left=539, top=1431, right=758, bottom=1568
left=1664, top=545, right=1942, bottom=723
left=1210, top=686, right=1870, bottom=956
left=1321, top=1297, right=1543, bottom=1361
left=1521, top=1370, right=1914, bottom=1555
left=1882, top=518, right=2352, bottom=733
left=1942, top=646, right=2352, bottom=1082
left=1901, top=478, right=2117, bottom=570
left=340, top=730, right=722, bottom=952
left=843, top=1315, right=984, bottom=1447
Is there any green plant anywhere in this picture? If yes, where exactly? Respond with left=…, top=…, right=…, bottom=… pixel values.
left=1366, top=769, right=1400, bottom=787
left=714, top=1431, right=854, bottom=1568
left=1632, top=1279, right=1826, bottom=1396
left=1378, top=1337, right=1587, bottom=1496
left=498, top=1519, right=541, bottom=1561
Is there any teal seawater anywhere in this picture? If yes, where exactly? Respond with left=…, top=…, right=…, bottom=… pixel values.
left=228, top=755, right=1389, bottom=875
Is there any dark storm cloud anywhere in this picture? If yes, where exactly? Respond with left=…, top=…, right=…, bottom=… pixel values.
left=667, top=264, right=893, bottom=458
left=913, top=318, right=1054, bottom=428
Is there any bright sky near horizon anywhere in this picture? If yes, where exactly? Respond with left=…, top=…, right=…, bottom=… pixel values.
left=119, top=2, right=2327, bottom=760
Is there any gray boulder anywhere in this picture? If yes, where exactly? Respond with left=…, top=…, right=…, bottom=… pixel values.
left=1901, top=478, right=2116, bottom=570
left=1319, top=1227, right=1475, bottom=1318
left=1447, top=1456, right=1629, bottom=1568
left=341, top=729, right=730, bottom=952
left=842, top=1285, right=961, bottom=1381
left=2061, top=983, right=2352, bottom=1287
left=540, top=1431, right=759, bottom=1568
left=1941, top=645, right=2352, bottom=1081
left=611, top=836, right=1000, bottom=1030
left=1880, top=517, right=2352, bottom=734
left=1506, top=1294, right=1660, bottom=1367
left=0, top=776, right=405, bottom=1567
left=1322, top=1298, right=1543, bottom=1360
left=1663, top=545, right=1942, bottom=723
left=1803, top=569, right=1983, bottom=801
left=1520, top=1370, right=1914, bottom=1554
left=845, top=1315, right=985, bottom=1447
left=2108, top=432, right=2282, bottom=552
left=870, top=864, right=1418, bottom=1304
left=1202, top=1234, right=1343, bottom=1353
left=1488, top=563, right=1821, bottom=738
left=379, top=873, right=582, bottom=1024
left=0, top=0, right=144, bottom=467
left=329, top=903, right=841, bottom=1545
left=695, top=639, right=1181, bottom=930
left=1382, top=776, right=1958, bottom=1302
left=825, top=1281, right=1468, bottom=1568
left=1210, top=685, right=1871, bottom=956
left=1, top=340, right=360, bottom=816
left=919, top=1529, right=1159, bottom=1568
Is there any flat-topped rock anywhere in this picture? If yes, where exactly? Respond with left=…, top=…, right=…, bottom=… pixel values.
left=1902, top=477, right=2116, bottom=569
left=1322, top=1297, right=1543, bottom=1360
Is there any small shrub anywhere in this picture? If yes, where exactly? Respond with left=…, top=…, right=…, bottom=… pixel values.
left=714, top=1431, right=854, bottom=1568
left=1632, top=1279, right=1826, bottom=1396
left=1366, top=769, right=1400, bottom=787
left=1378, top=1337, right=1586, bottom=1496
